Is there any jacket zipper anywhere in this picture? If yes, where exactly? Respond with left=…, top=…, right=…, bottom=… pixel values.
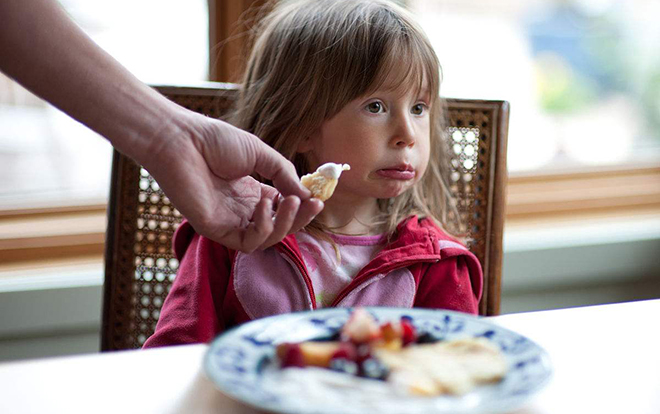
left=329, top=256, right=439, bottom=307
left=276, top=244, right=317, bottom=310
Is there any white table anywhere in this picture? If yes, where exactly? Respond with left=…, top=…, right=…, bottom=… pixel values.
left=1, top=299, right=659, bottom=414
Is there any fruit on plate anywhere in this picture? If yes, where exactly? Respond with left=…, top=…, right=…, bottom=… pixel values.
left=275, top=308, right=508, bottom=396
left=276, top=308, right=417, bottom=376
left=375, top=337, right=508, bottom=395
left=340, top=308, right=383, bottom=343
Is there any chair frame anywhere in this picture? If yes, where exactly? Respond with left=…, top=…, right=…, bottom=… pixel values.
left=102, top=82, right=508, bottom=351
left=443, top=98, right=509, bottom=316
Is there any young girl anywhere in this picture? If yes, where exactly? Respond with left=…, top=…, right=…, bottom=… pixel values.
left=144, top=0, right=482, bottom=348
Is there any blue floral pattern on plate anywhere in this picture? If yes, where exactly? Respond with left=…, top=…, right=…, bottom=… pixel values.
left=204, top=308, right=552, bottom=414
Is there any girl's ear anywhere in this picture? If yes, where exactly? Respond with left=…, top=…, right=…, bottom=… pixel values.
left=296, top=136, right=315, bottom=154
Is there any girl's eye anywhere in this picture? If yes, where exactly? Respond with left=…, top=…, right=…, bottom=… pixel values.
left=366, top=102, right=384, bottom=113
left=411, top=103, right=427, bottom=115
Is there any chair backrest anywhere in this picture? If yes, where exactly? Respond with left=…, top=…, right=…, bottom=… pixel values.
left=102, top=82, right=508, bottom=351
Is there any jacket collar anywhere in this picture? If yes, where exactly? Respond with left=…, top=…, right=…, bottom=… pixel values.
left=175, top=215, right=460, bottom=267
left=280, top=215, right=455, bottom=267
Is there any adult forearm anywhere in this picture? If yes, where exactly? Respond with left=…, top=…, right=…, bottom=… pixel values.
left=0, top=0, right=323, bottom=249
left=0, top=0, right=183, bottom=162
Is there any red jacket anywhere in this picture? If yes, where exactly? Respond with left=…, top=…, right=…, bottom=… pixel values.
left=144, top=216, right=482, bottom=348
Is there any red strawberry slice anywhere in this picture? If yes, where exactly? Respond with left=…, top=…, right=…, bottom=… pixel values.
left=277, top=343, right=306, bottom=368
left=330, top=342, right=358, bottom=362
left=400, top=319, right=417, bottom=346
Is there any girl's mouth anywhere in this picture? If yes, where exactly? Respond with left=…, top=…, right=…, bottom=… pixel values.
left=376, top=165, right=415, bottom=180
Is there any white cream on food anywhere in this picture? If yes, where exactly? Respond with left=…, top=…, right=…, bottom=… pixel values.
left=316, top=163, right=350, bottom=179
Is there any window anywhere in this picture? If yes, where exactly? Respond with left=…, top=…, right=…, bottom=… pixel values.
left=0, top=0, right=208, bottom=273
left=1, top=0, right=658, bottom=275
left=409, top=0, right=660, bottom=172
left=0, top=0, right=209, bottom=211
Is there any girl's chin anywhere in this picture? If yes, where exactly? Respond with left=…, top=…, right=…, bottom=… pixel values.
left=374, top=182, right=413, bottom=199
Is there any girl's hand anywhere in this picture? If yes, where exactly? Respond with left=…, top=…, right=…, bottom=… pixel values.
left=144, top=111, right=324, bottom=252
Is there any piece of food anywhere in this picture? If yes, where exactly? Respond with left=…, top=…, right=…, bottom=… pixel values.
left=329, top=358, right=359, bottom=375
left=374, top=337, right=508, bottom=396
left=399, top=318, right=417, bottom=346
left=360, top=357, right=389, bottom=380
left=378, top=322, right=403, bottom=351
left=276, top=308, right=509, bottom=397
left=300, top=162, right=350, bottom=201
left=277, top=343, right=305, bottom=368
left=340, top=308, right=382, bottom=344
left=277, top=341, right=344, bottom=368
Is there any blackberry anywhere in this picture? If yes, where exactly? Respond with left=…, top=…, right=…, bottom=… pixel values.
left=355, top=343, right=372, bottom=363
left=329, top=358, right=359, bottom=376
left=416, top=332, right=438, bottom=344
left=360, top=357, right=389, bottom=380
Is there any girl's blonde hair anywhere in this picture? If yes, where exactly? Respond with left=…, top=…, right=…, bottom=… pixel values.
left=229, top=0, right=461, bottom=238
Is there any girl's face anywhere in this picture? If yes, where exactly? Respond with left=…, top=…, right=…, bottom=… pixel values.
left=302, top=73, right=432, bottom=206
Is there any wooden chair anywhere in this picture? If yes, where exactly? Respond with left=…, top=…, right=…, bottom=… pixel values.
left=102, top=82, right=509, bottom=351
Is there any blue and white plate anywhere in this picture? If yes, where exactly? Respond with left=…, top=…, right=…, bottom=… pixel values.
left=204, top=308, right=552, bottom=414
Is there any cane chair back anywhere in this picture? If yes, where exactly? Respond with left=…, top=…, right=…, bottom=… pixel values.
left=102, top=82, right=508, bottom=351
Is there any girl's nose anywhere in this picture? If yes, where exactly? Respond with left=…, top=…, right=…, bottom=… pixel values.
left=390, top=115, right=416, bottom=148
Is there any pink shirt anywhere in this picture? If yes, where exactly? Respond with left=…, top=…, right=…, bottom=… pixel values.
left=296, top=232, right=386, bottom=308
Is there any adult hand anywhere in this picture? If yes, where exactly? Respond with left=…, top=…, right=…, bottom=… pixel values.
left=143, top=109, right=324, bottom=252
